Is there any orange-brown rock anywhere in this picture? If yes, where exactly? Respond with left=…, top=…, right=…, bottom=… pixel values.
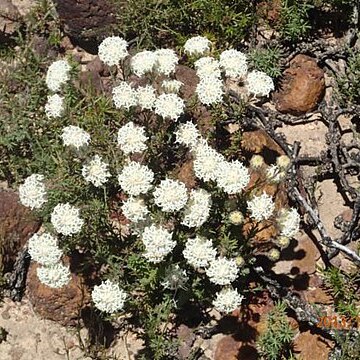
left=175, top=65, right=199, bottom=102
left=257, top=0, right=281, bottom=24
left=214, top=335, right=258, bottom=360
left=241, top=129, right=284, bottom=155
left=27, top=262, right=90, bottom=326
left=172, top=158, right=197, bottom=190
left=293, top=330, right=333, bottom=360
left=273, top=55, right=325, bottom=115
left=0, top=189, right=40, bottom=273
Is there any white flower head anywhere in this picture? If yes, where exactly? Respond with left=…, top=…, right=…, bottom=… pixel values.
left=206, top=257, right=239, bottom=285
left=215, top=160, right=250, bottom=194
left=161, top=79, right=183, bottom=94
left=136, top=85, right=156, bottom=110
left=82, top=155, right=111, bottom=187
left=219, top=49, right=248, bottom=79
left=98, top=36, right=128, bottom=66
left=154, top=93, right=185, bottom=120
left=112, top=82, right=138, bottom=110
left=247, top=192, right=275, bottom=222
left=175, top=121, right=201, bottom=149
left=19, top=174, right=47, bottom=210
left=117, top=122, right=148, bottom=154
left=213, top=288, right=244, bottom=313
left=162, top=264, right=188, bottom=290
left=181, top=189, right=211, bottom=228
left=122, top=197, right=149, bottom=223
left=229, top=211, right=244, bottom=225
left=45, top=59, right=71, bottom=92
left=196, top=77, right=224, bottom=105
left=51, top=203, right=84, bottom=236
left=61, top=125, right=90, bottom=149
left=37, top=263, right=71, bottom=288
left=194, top=57, right=221, bottom=79
left=183, top=236, right=217, bottom=268
left=250, top=154, right=265, bottom=169
left=193, top=141, right=225, bottom=182
left=141, top=224, right=176, bottom=263
left=118, top=161, right=154, bottom=196
left=154, top=48, right=178, bottom=76
left=266, top=164, right=285, bottom=183
left=92, top=279, right=127, bottom=313
left=184, top=36, right=211, bottom=56
left=28, top=233, right=62, bottom=266
left=246, top=70, right=274, bottom=97
left=131, top=50, right=157, bottom=76
left=153, top=178, right=188, bottom=212
left=278, top=207, right=300, bottom=238
left=45, top=94, right=64, bottom=118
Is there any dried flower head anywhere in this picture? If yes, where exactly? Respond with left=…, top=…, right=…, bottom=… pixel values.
left=229, top=211, right=244, bottom=225
left=276, top=155, right=291, bottom=169
left=162, top=264, right=188, bottom=290
left=250, top=155, right=265, bottom=169
left=266, top=164, right=285, bottom=183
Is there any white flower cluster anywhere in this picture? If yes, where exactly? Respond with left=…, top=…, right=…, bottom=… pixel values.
left=196, top=77, right=224, bottom=105
left=246, top=70, right=274, bottom=97
left=117, top=122, right=148, bottom=154
left=137, top=85, right=157, bottom=110
left=193, top=140, right=225, bottom=182
left=266, top=164, right=285, bottom=183
left=131, top=50, right=157, bottom=76
left=215, top=160, right=250, bottom=194
left=278, top=208, right=300, bottom=238
left=45, top=59, right=71, bottom=92
left=19, top=174, right=47, bottom=210
left=175, top=121, right=200, bottom=148
left=51, top=203, right=84, bottom=236
left=141, top=225, right=176, bottom=263
left=37, top=263, right=71, bottom=289
left=181, top=189, right=211, bottom=228
left=153, top=178, right=188, bottom=212
left=122, top=197, right=149, bottom=223
left=184, top=36, right=211, bottom=56
left=247, top=192, right=275, bottom=222
left=98, top=36, right=128, bottom=66
left=112, top=81, right=138, bottom=110
left=195, top=57, right=221, bottom=79
left=45, top=94, right=64, bottom=118
left=28, top=233, right=62, bottom=266
left=183, top=237, right=217, bottom=268
left=213, top=288, right=244, bottom=313
left=118, top=161, right=154, bottom=196
left=82, top=155, right=111, bottom=187
left=162, top=264, right=188, bottom=290
left=206, top=257, right=239, bottom=285
left=61, top=125, right=90, bottom=149
left=92, top=279, right=127, bottom=313
left=219, top=49, right=248, bottom=79
left=154, top=93, right=185, bottom=120
left=162, top=79, right=183, bottom=94
left=154, top=49, right=178, bottom=75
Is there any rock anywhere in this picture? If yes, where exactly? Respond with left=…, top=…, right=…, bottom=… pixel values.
left=0, top=189, right=40, bottom=274
left=175, top=65, right=199, bottom=102
left=26, top=261, right=90, bottom=326
left=177, top=324, right=195, bottom=360
left=293, top=330, right=333, bottom=359
left=214, top=336, right=258, bottom=360
left=273, top=55, right=325, bottom=115
left=257, top=0, right=281, bottom=24
left=52, top=0, right=116, bottom=49
left=77, top=70, right=103, bottom=95
left=12, top=0, right=36, bottom=17
left=172, top=158, right=197, bottom=190
left=0, top=0, right=21, bottom=37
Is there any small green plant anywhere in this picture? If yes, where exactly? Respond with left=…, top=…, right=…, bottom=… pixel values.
left=279, top=0, right=313, bottom=41
left=256, top=301, right=296, bottom=360
left=331, top=331, right=360, bottom=360
left=249, top=46, right=283, bottom=78
left=322, top=266, right=360, bottom=318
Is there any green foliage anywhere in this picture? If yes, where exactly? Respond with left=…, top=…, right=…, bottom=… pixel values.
left=337, top=49, right=360, bottom=105
left=115, top=0, right=256, bottom=49
left=256, top=301, right=296, bottom=360
left=249, top=46, right=283, bottom=78
left=278, top=0, right=313, bottom=41
left=331, top=332, right=360, bottom=360
left=322, top=266, right=360, bottom=318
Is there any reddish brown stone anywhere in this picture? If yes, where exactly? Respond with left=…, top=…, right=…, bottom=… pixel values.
left=172, top=158, right=197, bottom=190
left=273, top=55, right=325, bottom=115
left=0, top=0, right=20, bottom=36
left=257, top=0, right=281, bottom=24
left=0, top=190, right=40, bottom=273
left=293, top=330, right=333, bottom=359
left=175, top=65, right=199, bottom=102
left=177, top=324, right=195, bottom=360
left=26, top=261, right=90, bottom=326
left=214, top=336, right=258, bottom=360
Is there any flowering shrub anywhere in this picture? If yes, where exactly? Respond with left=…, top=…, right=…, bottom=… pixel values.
left=18, top=35, right=301, bottom=358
